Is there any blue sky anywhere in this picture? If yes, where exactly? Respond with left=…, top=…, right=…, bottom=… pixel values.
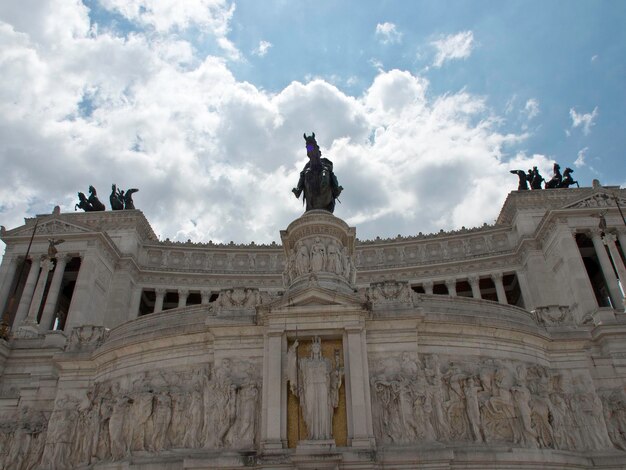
left=0, top=0, right=625, bottom=255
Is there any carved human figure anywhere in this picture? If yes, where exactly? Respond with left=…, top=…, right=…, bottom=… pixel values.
left=288, top=337, right=343, bottom=440
left=130, top=385, right=153, bottom=452
left=183, top=381, right=204, bottom=448
left=571, top=377, right=612, bottom=450
left=149, top=391, right=172, bottom=451
left=464, top=376, right=483, bottom=443
left=41, top=398, right=78, bottom=469
left=326, top=240, right=343, bottom=275
left=236, top=383, right=259, bottom=446
left=424, top=355, right=450, bottom=441
left=341, top=247, right=351, bottom=279
left=511, top=366, right=538, bottom=447
left=295, top=242, right=310, bottom=276
left=109, top=392, right=133, bottom=459
left=310, top=238, right=326, bottom=273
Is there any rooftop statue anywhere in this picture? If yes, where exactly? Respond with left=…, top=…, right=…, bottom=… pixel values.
left=530, top=166, right=544, bottom=190
left=75, top=185, right=106, bottom=212
left=559, top=167, right=579, bottom=188
left=292, top=133, right=343, bottom=213
left=509, top=170, right=529, bottom=190
left=510, top=163, right=580, bottom=191
left=110, top=184, right=139, bottom=210
left=545, top=163, right=563, bottom=189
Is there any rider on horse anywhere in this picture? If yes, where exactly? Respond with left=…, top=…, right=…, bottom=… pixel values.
left=292, top=133, right=343, bottom=213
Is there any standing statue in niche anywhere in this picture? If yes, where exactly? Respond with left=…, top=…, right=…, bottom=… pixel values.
left=292, top=133, right=343, bottom=213
left=287, top=337, right=343, bottom=441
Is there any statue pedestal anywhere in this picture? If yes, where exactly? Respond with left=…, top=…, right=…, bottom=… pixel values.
left=281, top=210, right=357, bottom=294
left=296, top=439, right=337, bottom=451
left=293, top=441, right=342, bottom=470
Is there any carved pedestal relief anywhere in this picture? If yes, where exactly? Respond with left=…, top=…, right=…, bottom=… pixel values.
left=286, top=337, right=347, bottom=448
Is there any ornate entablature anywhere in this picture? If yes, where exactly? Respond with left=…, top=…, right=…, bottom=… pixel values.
left=1, top=185, right=626, bottom=470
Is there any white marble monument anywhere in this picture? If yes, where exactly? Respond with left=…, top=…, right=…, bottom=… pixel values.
left=0, top=185, right=626, bottom=469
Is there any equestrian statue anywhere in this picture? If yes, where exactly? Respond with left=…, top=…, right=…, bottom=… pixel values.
left=292, top=133, right=343, bottom=213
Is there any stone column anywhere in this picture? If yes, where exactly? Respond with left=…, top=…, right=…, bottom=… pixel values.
left=39, top=256, right=69, bottom=331
left=468, top=275, right=481, bottom=299
left=0, top=255, right=19, bottom=314
left=66, top=252, right=107, bottom=329
left=261, top=330, right=284, bottom=450
left=24, top=258, right=53, bottom=325
left=604, top=233, right=626, bottom=289
left=445, top=279, right=457, bottom=296
left=617, top=230, right=626, bottom=262
left=591, top=230, right=624, bottom=310
left=13, top=258, right=41, bottom=327
left=422, top=280, right=434, bottom=295
left=491, top=272, right=508, bottom=304
left=177, top=288, right=188, bottom=309
left=201, top=290, right=211, bottom=305
left=345, top=326, right=375, bottom=448
left=129, top=286, right=143, bottom=318
left=515, top=270, right=533, bottom=310
left=154, top=288, right=166, bottom=313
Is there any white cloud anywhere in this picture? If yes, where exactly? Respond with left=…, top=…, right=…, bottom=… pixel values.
left=252, top=40, right=272, bottom=57
left=524, top=98, right=540, bottom=120
left=570, top=106, right=598, bottom=135
left=574, top=147, right=588, bottom=167
left=375, top=22, right=402, bottom=45
left=0, top=2, right=538, bottom=255
left=99, top=0, right=240, bottom=59
left=431, top=31, right=474, bottom=67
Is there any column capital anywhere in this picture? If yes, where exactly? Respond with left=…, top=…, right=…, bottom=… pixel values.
left=422, top=280, right=433, bottom=289
left=589, top=228, right=605, bottom=239
left=467, top=274, right=479, bottom=285
left=178, top=288, right=189, bottom=296
left=603, top=232, right=618, bottom=244
left=491, top=272, right=503, bottom=282
left=155, top=287, right=167, bottom=296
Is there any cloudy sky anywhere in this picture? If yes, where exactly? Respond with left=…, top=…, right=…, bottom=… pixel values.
left=1, top=1, right=625, bottom=256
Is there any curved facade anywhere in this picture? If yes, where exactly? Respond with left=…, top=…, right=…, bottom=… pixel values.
left=0, top=185, right=626, bottom=469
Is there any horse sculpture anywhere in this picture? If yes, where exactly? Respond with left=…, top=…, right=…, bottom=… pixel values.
left=292, top=133, right=343, bottom=213
left=559, top=167, right=579, bottom=188
left=545, top=163, right=562, bottom=189
left=75, top=186, right=105, bottom=212
left=509, top=170, right=529, bottom=190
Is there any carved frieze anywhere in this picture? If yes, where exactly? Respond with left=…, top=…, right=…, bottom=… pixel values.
left=369, top=355, right=616, bottom=452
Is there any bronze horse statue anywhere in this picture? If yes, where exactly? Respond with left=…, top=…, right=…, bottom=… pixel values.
left=559, top=167, right=579, bottom=188
left=75, top=186, right=105, bottom=212
left=292, top=133, right=343, bottom=213
left=545, top=163, right=562, bottom=189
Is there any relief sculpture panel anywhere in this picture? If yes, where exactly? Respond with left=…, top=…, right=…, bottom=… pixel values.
left=369, top=354, right=619, bottom=452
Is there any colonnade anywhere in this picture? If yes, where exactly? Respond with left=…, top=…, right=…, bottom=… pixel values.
left=0, top=253, right=80, bottom=332
left=419, top=272, right=513, bottom=304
